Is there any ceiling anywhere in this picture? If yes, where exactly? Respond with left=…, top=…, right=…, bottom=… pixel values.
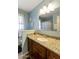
left=18, top=0, right=43, bottom=12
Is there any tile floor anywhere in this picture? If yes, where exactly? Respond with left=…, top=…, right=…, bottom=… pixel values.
left=18, top=52, right=23, bottom=59
left=18, top=52, right=30, bottom=59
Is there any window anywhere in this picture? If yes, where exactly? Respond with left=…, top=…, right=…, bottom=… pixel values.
left=39, top=20, right=41, bottom=30
left=18, top=14, right=24, bottom=30
left=41, top=21, right=52, bottom=30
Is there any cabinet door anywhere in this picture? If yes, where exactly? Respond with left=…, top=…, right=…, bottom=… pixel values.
left=32, top=41, right=47, bottom=59
left=28, top=38, right=47, bottom=59
left=47, top=50, right=60, bottom=59
left=31, top=48, right=44, bottom=59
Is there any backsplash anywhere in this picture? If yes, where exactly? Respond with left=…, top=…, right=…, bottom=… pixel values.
left=35, top=30, right=60, bottom=38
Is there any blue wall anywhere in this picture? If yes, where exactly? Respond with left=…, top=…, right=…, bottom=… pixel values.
left=18, top=9, right=31, bottom=30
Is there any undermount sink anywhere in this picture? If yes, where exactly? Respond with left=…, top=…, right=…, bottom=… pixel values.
left=37, top=38, right=48, bottom=42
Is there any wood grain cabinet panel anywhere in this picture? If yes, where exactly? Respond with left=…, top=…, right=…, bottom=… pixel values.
left=32, top=40, right=47, bottom=59
left=32, top=41, right=47, bottom=57
left=47, top=50, right=60, bottom=59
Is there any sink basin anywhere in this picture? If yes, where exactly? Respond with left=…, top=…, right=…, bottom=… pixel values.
left=37, top=38, right=48, bottom=42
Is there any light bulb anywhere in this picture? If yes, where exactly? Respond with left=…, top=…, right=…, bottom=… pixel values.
left=48, top=3, right=55, bottom=11
left=46, top=8, right=50, bottom=13
left=43, top=6, right=51, bottom=13
left=39, top=9, right=46, bottom=15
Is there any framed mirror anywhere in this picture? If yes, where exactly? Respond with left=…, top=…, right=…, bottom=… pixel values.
left=39, top=5, right=60, bottom=32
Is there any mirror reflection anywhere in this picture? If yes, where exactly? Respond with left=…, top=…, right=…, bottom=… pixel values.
left=39, top=6, right=60, bottom=31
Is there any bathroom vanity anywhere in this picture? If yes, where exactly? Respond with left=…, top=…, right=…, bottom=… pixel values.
left=27, top=33, right=60, bottom=59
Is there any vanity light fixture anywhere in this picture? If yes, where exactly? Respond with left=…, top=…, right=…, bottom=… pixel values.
left=39, top=2, right=57, bottom=15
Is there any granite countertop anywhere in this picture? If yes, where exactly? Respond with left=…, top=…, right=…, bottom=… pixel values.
left=27, top=33, right=60, bottom=55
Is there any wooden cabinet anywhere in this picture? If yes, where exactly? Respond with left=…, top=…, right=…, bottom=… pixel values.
left=47, top=50, right=60, bottom=59
left=28, top=37, right=60, bottom=59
